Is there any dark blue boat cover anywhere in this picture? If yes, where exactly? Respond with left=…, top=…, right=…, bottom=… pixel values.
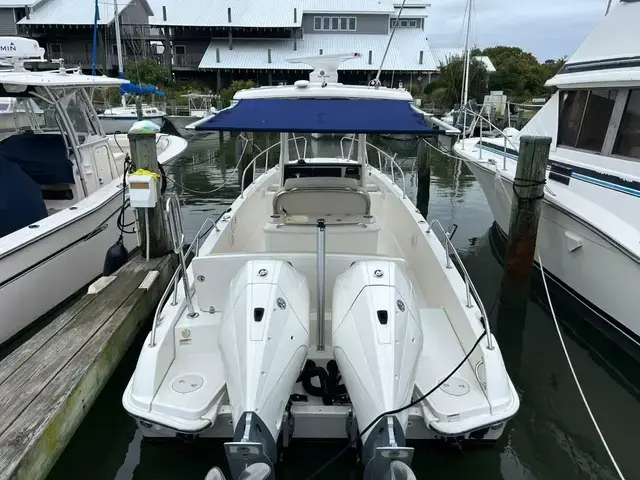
left=195, top=98, right=438, bottom=134
left=0, top=133, right=74, bottom=185
left=0, top=157, right=48, bottom=238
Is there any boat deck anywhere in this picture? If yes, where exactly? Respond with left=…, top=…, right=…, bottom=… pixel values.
left=0, top=254, right=174, bottom=480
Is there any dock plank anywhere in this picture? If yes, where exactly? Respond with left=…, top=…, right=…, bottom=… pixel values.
left=0, top=256, right=153, bottom=386
left=0, top=254, right=174, bottom=480
left=0, top=266, right=147, bottom=437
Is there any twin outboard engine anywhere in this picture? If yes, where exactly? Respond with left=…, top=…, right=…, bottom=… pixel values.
left=218, top=260, right=310, bottom=480
left=332, top=260, right=423, bottom=479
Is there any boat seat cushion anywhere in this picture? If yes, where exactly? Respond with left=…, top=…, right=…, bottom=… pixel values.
left=274, top=176, right=370, bottom=216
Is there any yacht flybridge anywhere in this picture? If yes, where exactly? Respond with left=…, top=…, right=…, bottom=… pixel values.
left=123, top=54, right=519, bottom=479
left=454, top=0, right=640, bottom=346
left=0, top=37, right=187, bottom=345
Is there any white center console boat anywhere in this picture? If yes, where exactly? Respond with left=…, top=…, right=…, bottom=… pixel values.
left=123, top=54, right=518, bottom=479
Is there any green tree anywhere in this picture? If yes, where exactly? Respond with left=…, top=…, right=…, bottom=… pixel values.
left=540, top=57, right=567, bottom=83
left=219, top=80, right=256, bottom=108
left=424, top=56, right=488, bottom=109
left=480, top=46, right=546, bottom=100
left=123, top=59, right=168, bottom=86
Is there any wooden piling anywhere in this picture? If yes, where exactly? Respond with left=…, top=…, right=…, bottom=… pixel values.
left=496, top=135, right=551, bottom=373
left=135, top=96, right=143, bottom=121
left=240, top=132, right=254, bottom=190
left=416, top=140, right=432, bottom=217
left=127, top=130, right=171, bottom=258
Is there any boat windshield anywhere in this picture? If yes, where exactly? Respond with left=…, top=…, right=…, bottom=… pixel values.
left=56, top=89, right=102, bottom=142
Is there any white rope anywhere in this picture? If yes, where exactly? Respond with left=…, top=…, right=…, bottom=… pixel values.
left=538, top=252, right=625, bottom=480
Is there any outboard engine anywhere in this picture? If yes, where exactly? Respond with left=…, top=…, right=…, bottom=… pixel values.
left=332, top=260, right=423, bottom=479
left=219, top=260, right=310, bottom=480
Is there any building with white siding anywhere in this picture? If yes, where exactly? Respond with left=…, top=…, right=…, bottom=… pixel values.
left=7, top=0, right=437, bottom=90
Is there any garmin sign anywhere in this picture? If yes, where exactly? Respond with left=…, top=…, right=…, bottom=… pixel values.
left=0, top=37, right=45, bottom=61
left=0, top=43, right=17, bottom=53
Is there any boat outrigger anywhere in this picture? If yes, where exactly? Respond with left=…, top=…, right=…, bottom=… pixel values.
left=123, top=54, right=518, bottom=479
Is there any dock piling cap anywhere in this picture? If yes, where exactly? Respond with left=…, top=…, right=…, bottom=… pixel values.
left=129, top=120, right=161, bottom=135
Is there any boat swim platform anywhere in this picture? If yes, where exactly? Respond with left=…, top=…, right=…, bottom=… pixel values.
left=0, top=253, right=175, bottom=480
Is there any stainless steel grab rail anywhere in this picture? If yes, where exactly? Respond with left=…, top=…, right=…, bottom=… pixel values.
left=149, top=195, right=213, bottom=347
left=338, top=137, right=407, bottom=198
left=426, top=218, right=494, bottom=350
left=240, top=136, right=309, bottom=198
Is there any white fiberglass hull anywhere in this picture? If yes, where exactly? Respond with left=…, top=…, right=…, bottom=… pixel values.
left=123, top=159, right=518, bottom=453
left=100, top=115, right=165, bottom=135
left=165, top=115, right=206, bottom=138
left=457, top=143, right=640, bottom=343
left=0, top=182, right=136, bottom=345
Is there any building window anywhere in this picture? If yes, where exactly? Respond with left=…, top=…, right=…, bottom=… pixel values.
left=175, top=45, right=186, bottom=55
left=613, top=89, right=640, bottom=159
left=391, top=18, right=419, bottom=28
left=314, top=16, right=357, bottom=31
left=558, top=89, right=617, bottom=153
left=111, top=44, right=118, bottom=55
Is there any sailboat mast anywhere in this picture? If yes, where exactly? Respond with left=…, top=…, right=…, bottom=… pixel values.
left=461, top=0, right=472, bottom=139
left=91, top=0, right=98, bottom=75
left=113, top=0, right=126, bottom=107
left=113, top=0, right=124, bottom=77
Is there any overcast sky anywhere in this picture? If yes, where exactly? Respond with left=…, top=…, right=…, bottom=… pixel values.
left=426, top=0, right=610, bottom=61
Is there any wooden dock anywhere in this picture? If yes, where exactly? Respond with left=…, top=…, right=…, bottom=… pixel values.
left=0, top=254, right=174, bottom=480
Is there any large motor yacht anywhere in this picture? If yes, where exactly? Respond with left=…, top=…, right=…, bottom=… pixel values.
left=454, top=0, right=640, bottom=347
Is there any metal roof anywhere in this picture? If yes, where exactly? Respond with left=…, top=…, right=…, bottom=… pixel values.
left=18, top=0, right=153, bottom=26
left=146, top=0, right=397, bottom=27
left=199, top=29, right=438, bottom=72
left=302, top=0, right=394, bottom=14
left=147, top=0, right=302, bottom=27
left=0, top=0, right=43, bottom=7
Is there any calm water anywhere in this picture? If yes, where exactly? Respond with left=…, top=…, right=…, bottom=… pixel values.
left=47, top=134, right=640, bottom=480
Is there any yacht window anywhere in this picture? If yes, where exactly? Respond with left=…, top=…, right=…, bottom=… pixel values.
left=613, top=89, right=640, bottom=160
left=558, top=89, right=617, bottom=153
left=558, top=91, right=588, bottom=147
left=576, top=89, right=617, bottom=152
